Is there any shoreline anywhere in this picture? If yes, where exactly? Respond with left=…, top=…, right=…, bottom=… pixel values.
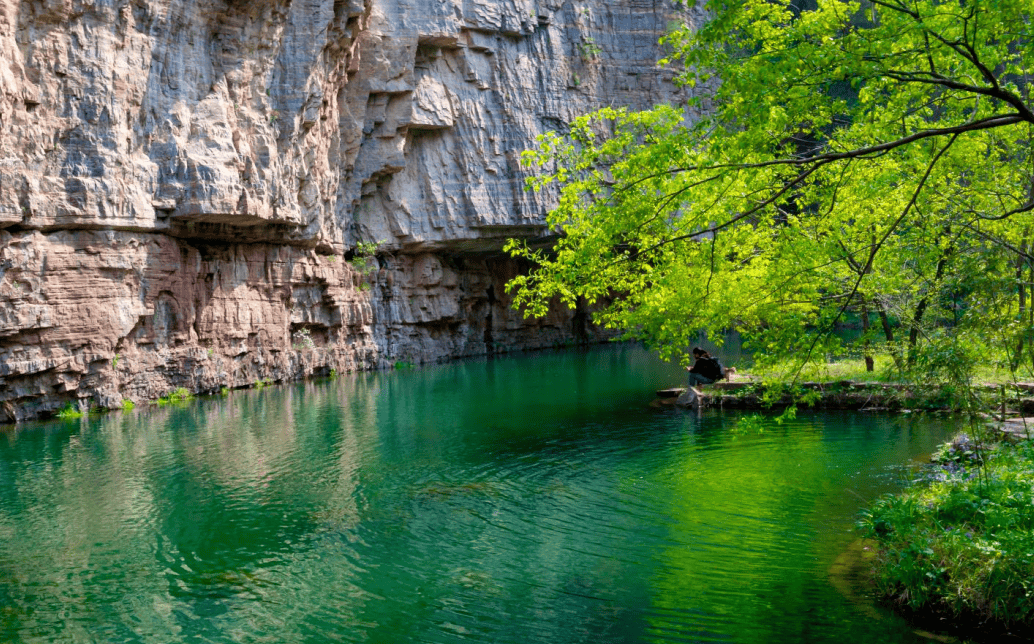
left=656, top=379, right=1034, bottom=416
left=658, top=380, right=1034, bottom=636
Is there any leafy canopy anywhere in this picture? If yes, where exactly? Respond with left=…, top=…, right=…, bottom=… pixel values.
left=507, top=0, right=1034, bottom=381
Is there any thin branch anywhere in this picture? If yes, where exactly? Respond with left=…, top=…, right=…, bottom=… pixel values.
left=796, top=132, right=961, bottom=377
left=960, top=221, right=1034, bottom=262
left=607, top=115, right=1023, bottom=196
left=627, top=162, right=827, bottom=262
left=667, top=114, right=1023, bottom=176
left=879, top=71, right=1034, bottom=122
left=618, top=173, right=727, bottom=237
left=969, top=199, right=1034, bottom=222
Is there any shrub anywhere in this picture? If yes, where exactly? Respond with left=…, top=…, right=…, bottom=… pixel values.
left=349, top=241, right=379, bottom=276
left=859, top=437, right=1034, bottom=627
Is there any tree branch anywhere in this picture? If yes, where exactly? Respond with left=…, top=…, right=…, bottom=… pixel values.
left=797, top=132, right=961, bottom=374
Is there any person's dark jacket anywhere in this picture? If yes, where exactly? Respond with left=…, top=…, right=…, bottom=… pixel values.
left=690, top=356, right=722, bottom=382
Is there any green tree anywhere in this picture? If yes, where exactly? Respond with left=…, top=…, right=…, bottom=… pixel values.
left=507, top=0, right=1034, bottom=384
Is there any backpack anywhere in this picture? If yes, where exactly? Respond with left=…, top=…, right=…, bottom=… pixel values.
left=710, top=357, right=726, bottom=381
left=697, top=356, right=723, bottom=381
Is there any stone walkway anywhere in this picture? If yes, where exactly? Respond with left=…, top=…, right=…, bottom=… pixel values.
left=998, top=418, right=1034, bottom=440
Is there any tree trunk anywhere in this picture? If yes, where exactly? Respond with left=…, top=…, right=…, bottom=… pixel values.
left=908, top=251, right=950, bottom=365
left=1015, top=248, right=1026, bottom=371
left=861, top=302, right=874, bottom=372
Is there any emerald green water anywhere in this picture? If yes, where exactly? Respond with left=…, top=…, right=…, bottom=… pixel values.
left=0, top=345, right=959, bottom=643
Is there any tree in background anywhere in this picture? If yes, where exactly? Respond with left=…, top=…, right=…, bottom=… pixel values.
left=507, top=0, right=1034, bottom=387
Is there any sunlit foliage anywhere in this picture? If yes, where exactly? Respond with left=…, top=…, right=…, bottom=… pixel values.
left=507, top=0, right=1034, bottom=385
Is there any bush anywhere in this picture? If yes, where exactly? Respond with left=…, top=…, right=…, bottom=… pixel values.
left=349, top=241, right=379, bottom=276
left=859, top=437, right=1034, bottom=626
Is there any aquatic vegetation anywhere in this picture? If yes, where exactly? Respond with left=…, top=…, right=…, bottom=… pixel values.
left=859, top=437, right=1034, bottom=627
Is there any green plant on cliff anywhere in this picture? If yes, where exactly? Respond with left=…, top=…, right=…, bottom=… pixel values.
left=157, top=388, right=193, bottom=406
left=292, top=327, right=316, bottom=351
left=578, top=37, right=601, bottom=61
left=507, top=0, right=1034, bottom=392
left=349, top=240, right=381, bottom=291
left=349, top=241, right=379, bottom=274
left=55, top=403, right=83, bottom=420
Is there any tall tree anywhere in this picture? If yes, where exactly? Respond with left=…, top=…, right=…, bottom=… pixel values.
left=507, top=0, right=1034, bottom=381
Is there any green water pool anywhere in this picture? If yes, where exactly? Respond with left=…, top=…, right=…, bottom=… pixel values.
left=0, top=345, right=961, bottom=643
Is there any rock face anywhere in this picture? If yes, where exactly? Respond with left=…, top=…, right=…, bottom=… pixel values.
left=0, top=0, right=703, bottom=422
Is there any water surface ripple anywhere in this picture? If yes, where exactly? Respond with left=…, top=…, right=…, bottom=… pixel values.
left=0, top=346, right=959, bottom=643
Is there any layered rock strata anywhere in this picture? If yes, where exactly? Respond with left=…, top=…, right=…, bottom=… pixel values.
left=0, top=0, right=703, bottom=422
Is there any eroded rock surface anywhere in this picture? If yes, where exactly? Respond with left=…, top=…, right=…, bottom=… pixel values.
left=0, top=0, right=702, bottom=422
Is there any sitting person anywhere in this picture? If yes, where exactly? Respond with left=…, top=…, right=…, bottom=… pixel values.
left=686, top=347, right=733, bottom=388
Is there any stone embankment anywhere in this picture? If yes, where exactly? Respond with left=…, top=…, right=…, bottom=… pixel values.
left=660, top=380, right=1034, bottom=417
left=0, top=0, right=705, bottom=422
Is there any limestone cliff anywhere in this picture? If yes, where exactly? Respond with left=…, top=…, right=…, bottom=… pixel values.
left=0, top=0, right=702, bottom=422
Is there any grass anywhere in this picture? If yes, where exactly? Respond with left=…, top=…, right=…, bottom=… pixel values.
left=730, top=350, right=1034, bottom=413
left=858, top=434, right=1034, bottom=628
left=748, top=350, right=1034, bottom=388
